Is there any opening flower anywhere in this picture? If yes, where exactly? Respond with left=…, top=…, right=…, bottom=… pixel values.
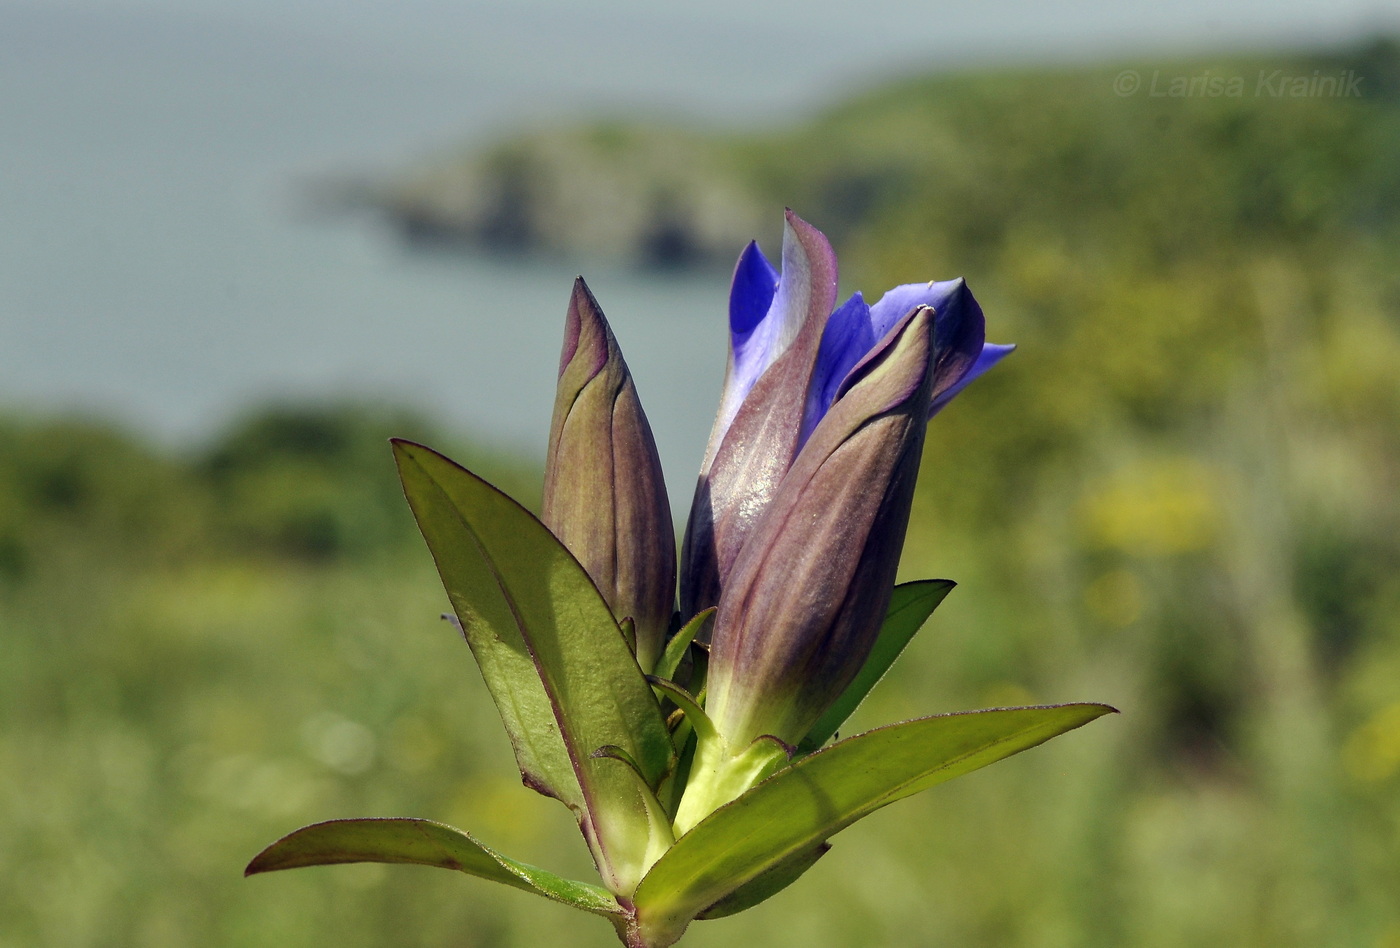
left=680, top=209, right=1014, bottom=618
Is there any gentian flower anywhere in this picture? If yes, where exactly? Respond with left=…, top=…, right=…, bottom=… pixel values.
left=247, top=209, right=1113, bottom=948
left=679, top=210, right=1013, bottom=618
left=703, top=304, right=937, bottom=748
left=543, top=277, right=676, bottom=673
left=671, top=211, right=1014, bottom=828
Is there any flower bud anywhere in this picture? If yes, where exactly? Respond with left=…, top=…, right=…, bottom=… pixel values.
left=543, top=278, right=675, bottom=672
left=680, top=211, right=838, bottom=616
left=704, top=305, right=938, bottom=747
left=680, top=214, right=1011, bottom=623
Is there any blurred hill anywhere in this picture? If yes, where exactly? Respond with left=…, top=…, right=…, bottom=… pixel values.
left=346, top=40, right=1400, bottom=270
left=4, top=39, right=1400, bottom=948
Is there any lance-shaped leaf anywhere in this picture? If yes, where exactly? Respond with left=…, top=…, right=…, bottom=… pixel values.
left=653, top=608, right=713, bottom=684
left=246, top=818, right=623, bottom=917
left=395, top=443, right=577, bottom=807
left=680, top=210, right=839, bottom=616
left=544, top=278, right=675, bottom=673
left=633, top=704, right=1117, bottom=947
left=695, top=842, right=831, bottom=920
left=393, top=440, right=674, bottom=895
left=798, top=579, right=955, bottom=755
left=703, top=306, right=936, bottom=749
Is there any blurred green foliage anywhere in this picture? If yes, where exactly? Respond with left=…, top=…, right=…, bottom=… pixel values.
left=5, top=41, right=1400, bottom=948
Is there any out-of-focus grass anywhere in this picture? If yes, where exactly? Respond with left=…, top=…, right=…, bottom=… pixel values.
left=5, top=42, right=1400, bottom=948
left=0, top=408, right=602, bottom=947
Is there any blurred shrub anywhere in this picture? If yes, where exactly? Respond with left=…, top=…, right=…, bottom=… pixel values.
left=197, top=404, right=437, bottom=561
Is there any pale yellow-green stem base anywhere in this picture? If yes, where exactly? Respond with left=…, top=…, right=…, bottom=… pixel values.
left=671, top=733, right=790, bottom=836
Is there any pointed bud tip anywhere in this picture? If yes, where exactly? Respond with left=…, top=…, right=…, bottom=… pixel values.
left=568, top=276, right=598, bottom=311
left=560, top=277, right=613, bottom=379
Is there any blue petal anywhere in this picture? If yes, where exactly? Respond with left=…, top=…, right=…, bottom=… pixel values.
left=802, top=292, right=872, bottom=444
left=866, top=277, right=988, bottom=412
left=822, top=277, right=986, bottom=425
left=929, top=342, right=1015, bottom=415
left=705, top=242, right=781, bottom=458
left=709, top=219, right=834, bottom=463
left=867, top=279, right=968, bottom=344
left=925, top=279, right=985, bottom=406
left=726, top=241, right=782, bottom=404
left=729, top=240, right=779, bottom=337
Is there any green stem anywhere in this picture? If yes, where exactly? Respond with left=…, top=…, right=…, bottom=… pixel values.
left=612, top=910, right=682, bottom=948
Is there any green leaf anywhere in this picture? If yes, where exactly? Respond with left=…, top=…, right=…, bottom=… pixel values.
left=245, top=818, right=623, bottom=916
left=798, top=580, right=955, bottom=754
left=393, top=440, right=675, bottom=893
left=395, top=442, right=576, bottom=807
left=646, top=676, right=718, bottom=745
left=633, top=704, right=1116, bottom=943
left=591, top=746, right=677, bottom=871
left=654, top=609, right=714, bottom=683
left=696, top=843, right=831, bottom=919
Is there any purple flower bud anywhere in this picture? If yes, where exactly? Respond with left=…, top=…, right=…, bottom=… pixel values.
left=543, top=278, right=676, bottom=672
left=681, top=212, right=1011, bottom=620
left=680, top=211, right=838, bottom=618
left=702, top=305, right=939, bottom=747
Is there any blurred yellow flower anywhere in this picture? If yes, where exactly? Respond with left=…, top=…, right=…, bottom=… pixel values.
left=1342, top=701, right=1400, bottom=784
left=1079, top=458, right=1222, bottom=556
